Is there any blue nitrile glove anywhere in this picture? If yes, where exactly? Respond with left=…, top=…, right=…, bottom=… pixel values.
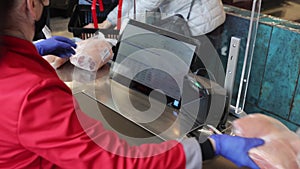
left=35, top=36, right=77, bottom=58
left=210, top=134, right=264, bottom=169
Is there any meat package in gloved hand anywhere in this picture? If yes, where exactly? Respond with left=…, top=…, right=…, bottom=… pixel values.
left=232, top=113, right=300, bottom=169
left=70, top=34, right=113, bottom=72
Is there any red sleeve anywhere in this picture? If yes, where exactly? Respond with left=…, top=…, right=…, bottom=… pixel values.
left=17, top=78, right=187, bottom=169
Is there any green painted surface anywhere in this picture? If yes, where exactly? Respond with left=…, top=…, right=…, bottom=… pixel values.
left=223, top=7, right=300, bottom=129
left=258, top=27, right=300, bottom=119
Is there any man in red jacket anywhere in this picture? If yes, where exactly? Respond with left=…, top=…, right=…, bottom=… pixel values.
left=0, top=0, right=264, bottom=168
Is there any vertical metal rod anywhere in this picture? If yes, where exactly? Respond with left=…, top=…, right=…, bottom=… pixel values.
left=241, top=0, right=262, bottom=111
left=235, top=0, right=261, bottom=114
left=134, top=0, right=136, bottom=20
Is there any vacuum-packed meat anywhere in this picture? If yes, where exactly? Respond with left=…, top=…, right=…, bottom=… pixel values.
left=232, top=113, right=300, bottom=169
left=70, top=37, right=113, bottom=72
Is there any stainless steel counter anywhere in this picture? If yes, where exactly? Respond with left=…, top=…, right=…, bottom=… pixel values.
left=56, top=62, right=169, bottom=144
left=56, top=62, right=246, bottom=169
left=57, top=62, right=207, bottom=141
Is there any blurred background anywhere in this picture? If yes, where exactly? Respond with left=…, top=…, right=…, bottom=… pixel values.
left=49, top=0, right=300, bottom=36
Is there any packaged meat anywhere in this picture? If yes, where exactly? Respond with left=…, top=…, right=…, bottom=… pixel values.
left=70, top=35, right=113, bottom=72
left=232, top=113, right=300, bottom=169
left=42, top=55, right=69, bottom=69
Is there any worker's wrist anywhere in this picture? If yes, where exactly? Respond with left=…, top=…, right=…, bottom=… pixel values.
left=208, top=137, right=216, bottom=152
left=199, top=138, right=215, bottom=161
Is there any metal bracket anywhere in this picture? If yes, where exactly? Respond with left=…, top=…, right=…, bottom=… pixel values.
left=224, top=37, right=241, bottom=116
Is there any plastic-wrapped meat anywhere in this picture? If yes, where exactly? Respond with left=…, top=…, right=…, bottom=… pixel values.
left=232, top=113, right=300, bottom=169
left=70, top=37, right=113, bottom=72
left=42, top=55, right=69, bottom=69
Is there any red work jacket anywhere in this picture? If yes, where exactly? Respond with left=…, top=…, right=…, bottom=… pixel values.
left=0, top=36, right=201, bottom=169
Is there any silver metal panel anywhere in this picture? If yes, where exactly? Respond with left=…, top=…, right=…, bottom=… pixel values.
left=57, top=62, right=203, bottom=141
left=224, top=37, right=241, bottom=115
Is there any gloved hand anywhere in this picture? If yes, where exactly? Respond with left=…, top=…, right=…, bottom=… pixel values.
left=209, top=134, right=264, bottom=169
left=35, top=36, right=77, bottom=58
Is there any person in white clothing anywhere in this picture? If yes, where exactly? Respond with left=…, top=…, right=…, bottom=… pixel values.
left=96, top=0, right=226, bottom=36
left=83, top=0, right=228, bottom=95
